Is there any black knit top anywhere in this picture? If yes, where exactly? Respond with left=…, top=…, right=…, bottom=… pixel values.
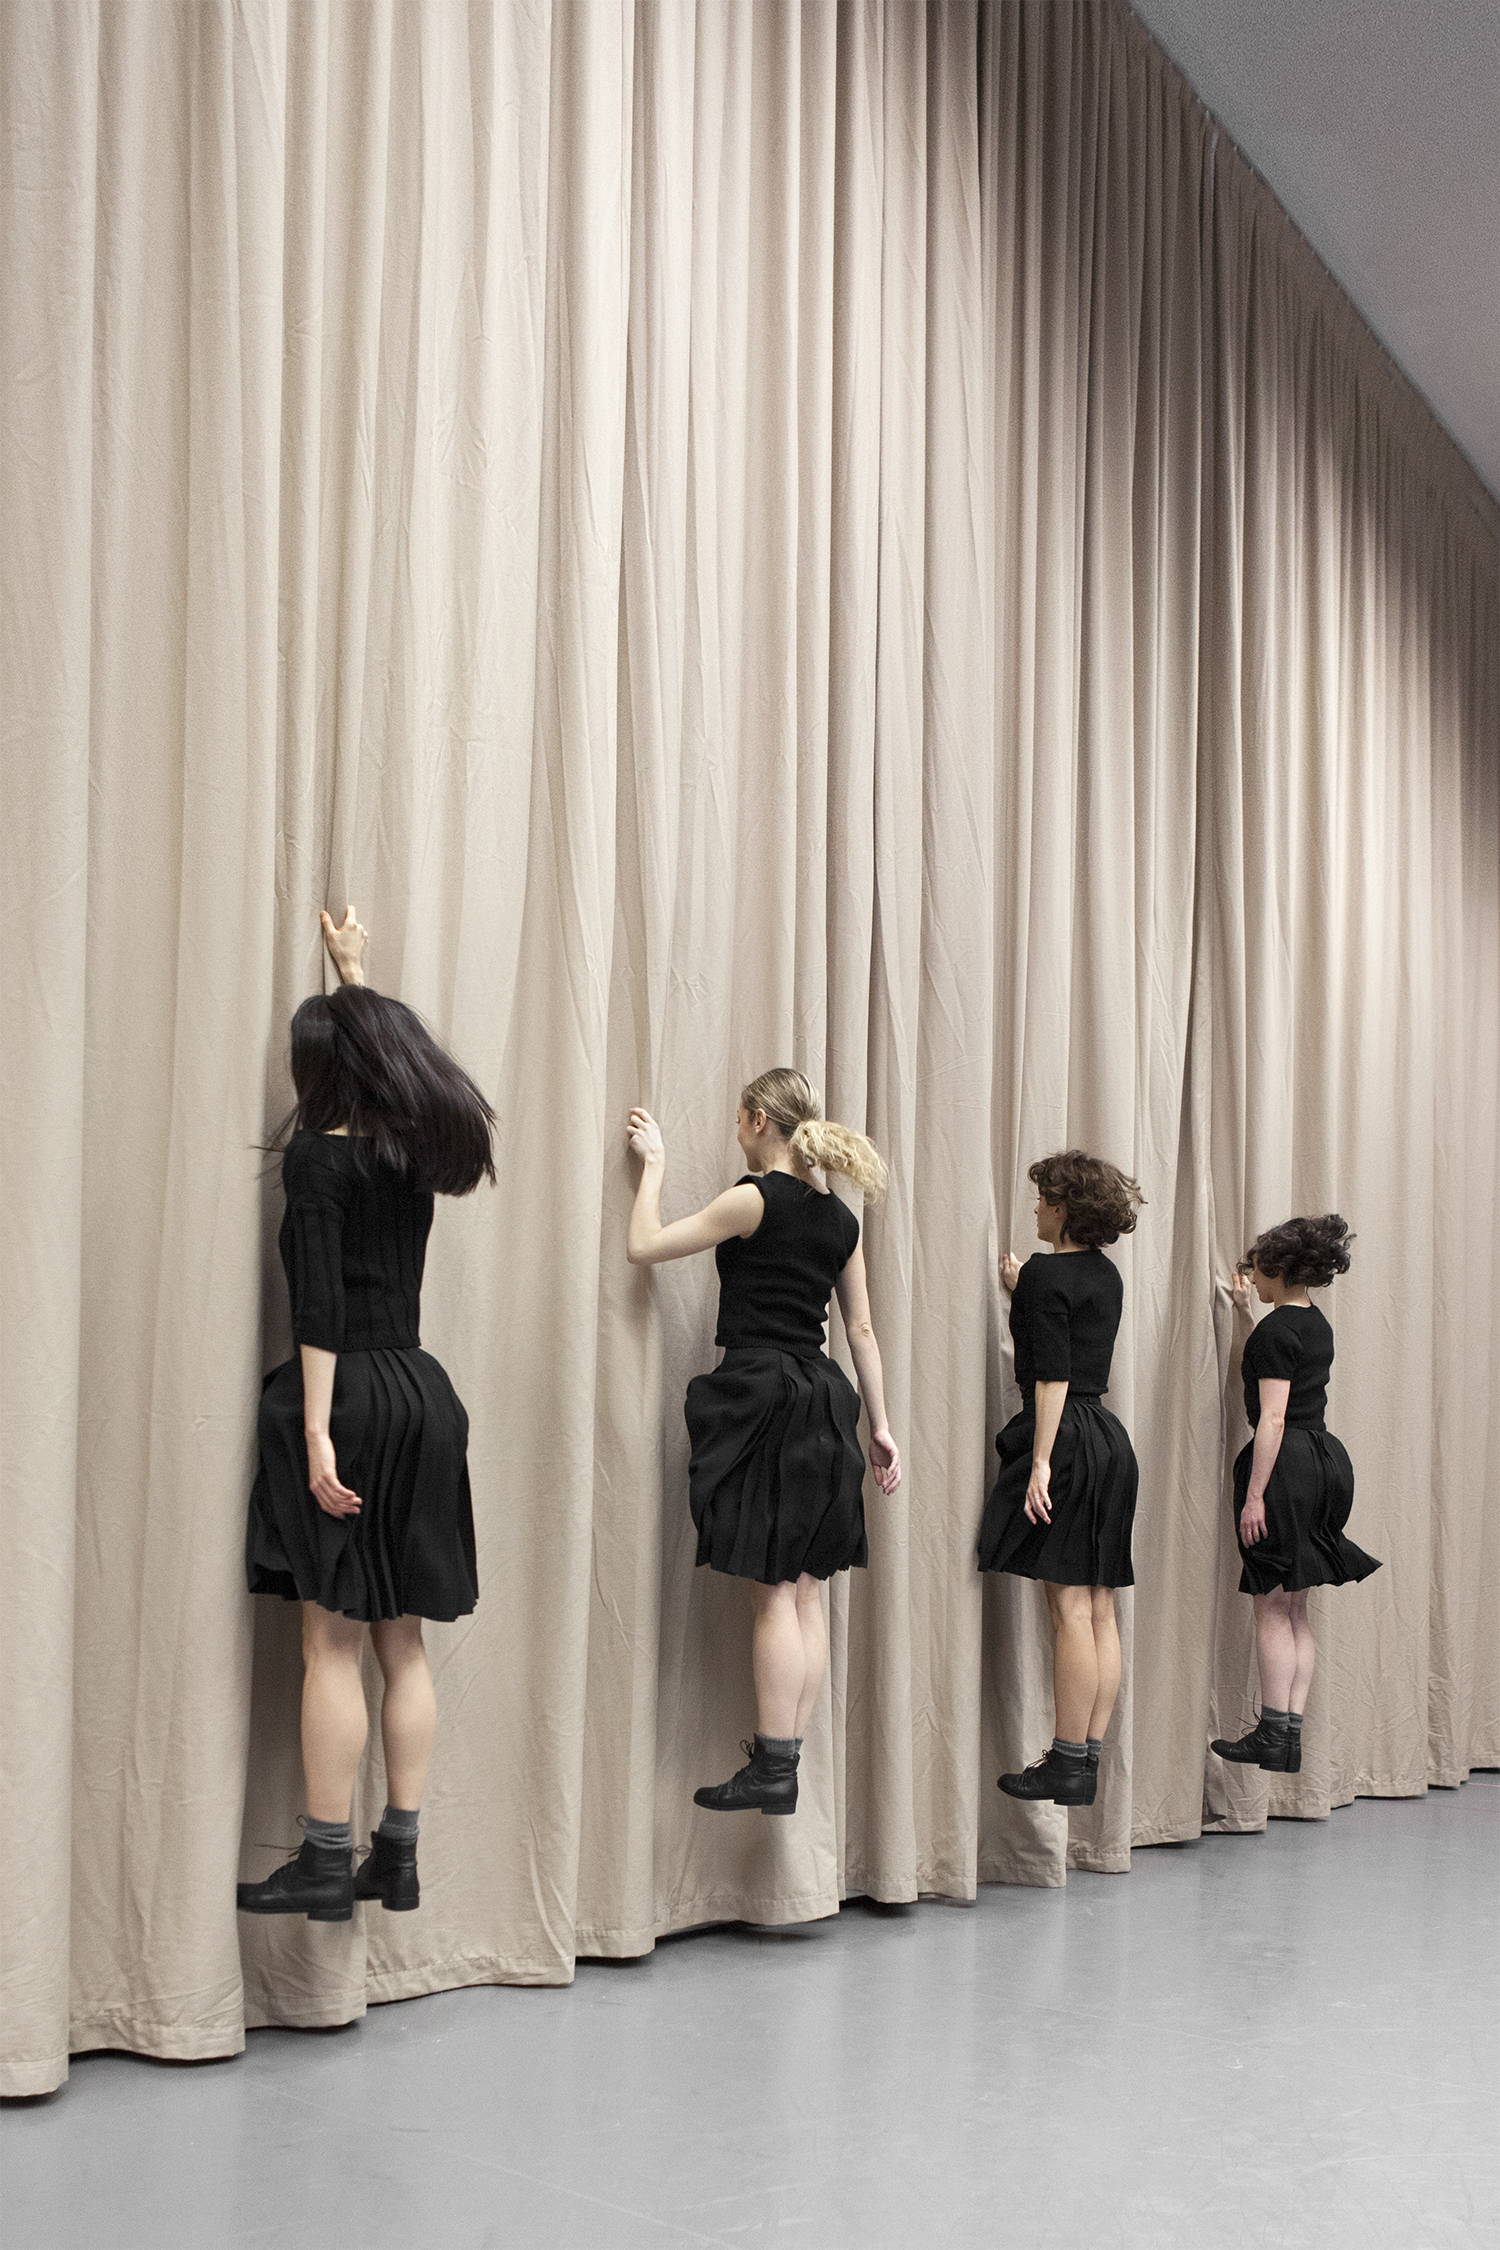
left=1241, top=1304, right=1334, bottom=1429
left=1009, top=1249, right=1123, bottom=1399
left=714, top=1172, right=860, bottom=1355
left=278, top=1131, right=433, bottom=1353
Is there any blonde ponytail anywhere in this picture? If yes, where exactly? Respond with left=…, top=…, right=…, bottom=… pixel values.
left=790, top=1118, right=888, bottom=1200
left=740, top=1066, right=888, bottom=1202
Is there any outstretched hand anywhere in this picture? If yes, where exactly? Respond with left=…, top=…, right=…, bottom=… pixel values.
left=869, top=1428, right=901, bottom=1496
left=1000, top=1251, right=1022, bottom=1293
left=627, top=1107, right=665, bottom=1164
left=321, top=904, right=367, bottom=986
left=1231, top=1271, right=1254, bottom=1320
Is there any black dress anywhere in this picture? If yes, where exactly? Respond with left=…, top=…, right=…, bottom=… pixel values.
left=685, top=1172, right=866, bottom=1584
left=977, top=1250, right=1138, bottom=1588
left=245, top=1133, right=478, bottom=1622
left=1233, top=1304, right=1380, bottom=1595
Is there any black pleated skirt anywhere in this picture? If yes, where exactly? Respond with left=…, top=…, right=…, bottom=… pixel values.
left=977, top=1395, right=1137, bottom=1588
left=246, top=1346, right=478, bottom=1623
left=685, top=1347, right=867, bottom=1584
left=1233, top=1424, right=1381, bottom=1595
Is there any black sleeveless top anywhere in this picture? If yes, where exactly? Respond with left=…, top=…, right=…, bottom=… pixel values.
left=1241, top=1304, right=1335, bottom=1429
left=1009, top=1249, right=1123, bottom=1399
left=279, top=1131, right=434, bottom=1354
left=713, top=1172, right=861, bottom=1355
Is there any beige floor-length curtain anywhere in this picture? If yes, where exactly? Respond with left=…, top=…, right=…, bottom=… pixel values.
left=2, top=0, right=1495, bottom=2096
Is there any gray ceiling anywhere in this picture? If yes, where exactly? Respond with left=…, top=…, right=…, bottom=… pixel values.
left=1130, top=0, right=1500, bottom=501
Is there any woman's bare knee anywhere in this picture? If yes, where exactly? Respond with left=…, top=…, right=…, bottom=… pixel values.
left=370, top=1615, right=426, bottom=1677
left=1047, top=1583, right=1092, bottom=1630
left=303, top=1602, right=364, bottom=1663
left=1090, top=1586, right=1116, bottom=1628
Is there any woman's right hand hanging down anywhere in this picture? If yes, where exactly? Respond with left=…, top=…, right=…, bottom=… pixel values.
left=868, top=1426, right=901, bottom=1496
left=306, top=1431, right=362, bottom=1519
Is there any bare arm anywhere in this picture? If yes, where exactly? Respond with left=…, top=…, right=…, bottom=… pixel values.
left=834, top=1242, right=901, bottom=1495
left=1025, top=1379, right=1069, bottom=1524
left=624, top=1108, right=763, bottom=1265
left=1240, top=1376, right=1290, bottom=1545
left=300, top=1344, right=361, bottom=1517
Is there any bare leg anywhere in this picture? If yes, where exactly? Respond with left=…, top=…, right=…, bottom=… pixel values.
left=1252, top=1589, right=1297, bottom=1709
left=1044, top=1583, right=1099, bottom=1742
left=792, top=1574, right=827, bottom=1738
left=1287, top=1590, right=1316, bottom=1714
left=369, top=1616, right=437, bottom=1809
left=301, top=1604, right=369, bottom=1822
left=749, top=1581, right=804, bottom=1739
left=1086, top=1586, right=1121, bottom=1741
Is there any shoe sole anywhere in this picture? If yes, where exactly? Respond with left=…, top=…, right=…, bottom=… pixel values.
left=697, top=1800, right=805, bottom=1818
left=997, top=1783, right=1090, bottom=1805
left=237, top=1899, right=355, bottom=1920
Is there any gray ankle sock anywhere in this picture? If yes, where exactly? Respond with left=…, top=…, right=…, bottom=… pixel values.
left=303, top=1815, right=351, bottom=1853
left=378, top=1805, right=419, bottom=1838
left=1086, top=1737, right=1103, bottom=1766
left=1287, top=1712, right=1304, bottom=1734
left=1260, top=1707, right=1290, bottom=1733
left=758, top=1735, right=799, bottom=1758
left=1052, top=1736, right=1087, bottom=1765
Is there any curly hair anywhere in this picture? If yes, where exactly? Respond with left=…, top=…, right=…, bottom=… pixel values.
left=1238, top=1213, right=1353, bottom=1290
left=1028, top=1149, right=1144, bottom=1248
left=740, top=1067, right=888, bottom=1201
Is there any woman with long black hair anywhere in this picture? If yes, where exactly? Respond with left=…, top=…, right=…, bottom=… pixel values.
left=626, top=1069, right=900, bottom=1816
left=1211, top=1215, right=1380, bottom=1775
left=237, top=908, right=495, bottom=1923
left=978, top=1151, right=1144, bottom=1809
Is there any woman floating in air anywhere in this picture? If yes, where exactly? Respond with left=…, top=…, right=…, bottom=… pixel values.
left=238, top=909, right=494, bottom=1923
left=626, top=1070, right=899, bottom=1816
left=1212, top=1215, right=1380, bottom=1775
left=979, top=1152, right=1144, bottom=1808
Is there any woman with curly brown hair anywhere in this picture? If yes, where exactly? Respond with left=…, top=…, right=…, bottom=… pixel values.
left=626, top=1069, right=900, bottom=1816
left=1211, top=1215, right=1380, bottom=1775
left=979, top=1151, right=1144, bottom=1808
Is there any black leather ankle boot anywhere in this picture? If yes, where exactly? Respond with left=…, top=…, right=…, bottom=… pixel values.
left=354, top=1828, right=420, bottom=1911
left=693, top=1736, right=799, bottom=1815
left=1210, top=1718, right=1291, bottom=1771
left=237, top=1837, right=355, bottom=1922
left=998, top=1748, right=1091, bottom=1805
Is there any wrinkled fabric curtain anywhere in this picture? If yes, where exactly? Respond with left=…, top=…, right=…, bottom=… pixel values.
left=2, top=0, right=1495, bottom=2095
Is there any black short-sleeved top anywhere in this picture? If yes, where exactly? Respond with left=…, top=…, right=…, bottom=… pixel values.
left=1240, top=1304, right=1335, bottom=1429
left=1009, top=1249, right=1123, bottom=1399
left=713, top=1172, right=861, bottom=1355
left=278, top=1131, right=434, bottom=1354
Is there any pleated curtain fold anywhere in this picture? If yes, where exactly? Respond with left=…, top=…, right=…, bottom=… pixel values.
left=2, top=0, right=1495, bottom=2095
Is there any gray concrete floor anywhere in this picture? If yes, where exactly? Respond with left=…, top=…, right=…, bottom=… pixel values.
left=4, top=1778, right=1497, bottom=2250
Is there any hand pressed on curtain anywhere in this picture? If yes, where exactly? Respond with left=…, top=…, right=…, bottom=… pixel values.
left=319, top=904, right=367, bottom=986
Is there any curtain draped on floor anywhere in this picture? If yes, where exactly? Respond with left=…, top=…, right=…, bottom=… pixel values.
left=3, top=0, right=1496, bottom=2096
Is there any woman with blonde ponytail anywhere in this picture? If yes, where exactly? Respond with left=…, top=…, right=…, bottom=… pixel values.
left=626, top=1069, right=900, bottom=1816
